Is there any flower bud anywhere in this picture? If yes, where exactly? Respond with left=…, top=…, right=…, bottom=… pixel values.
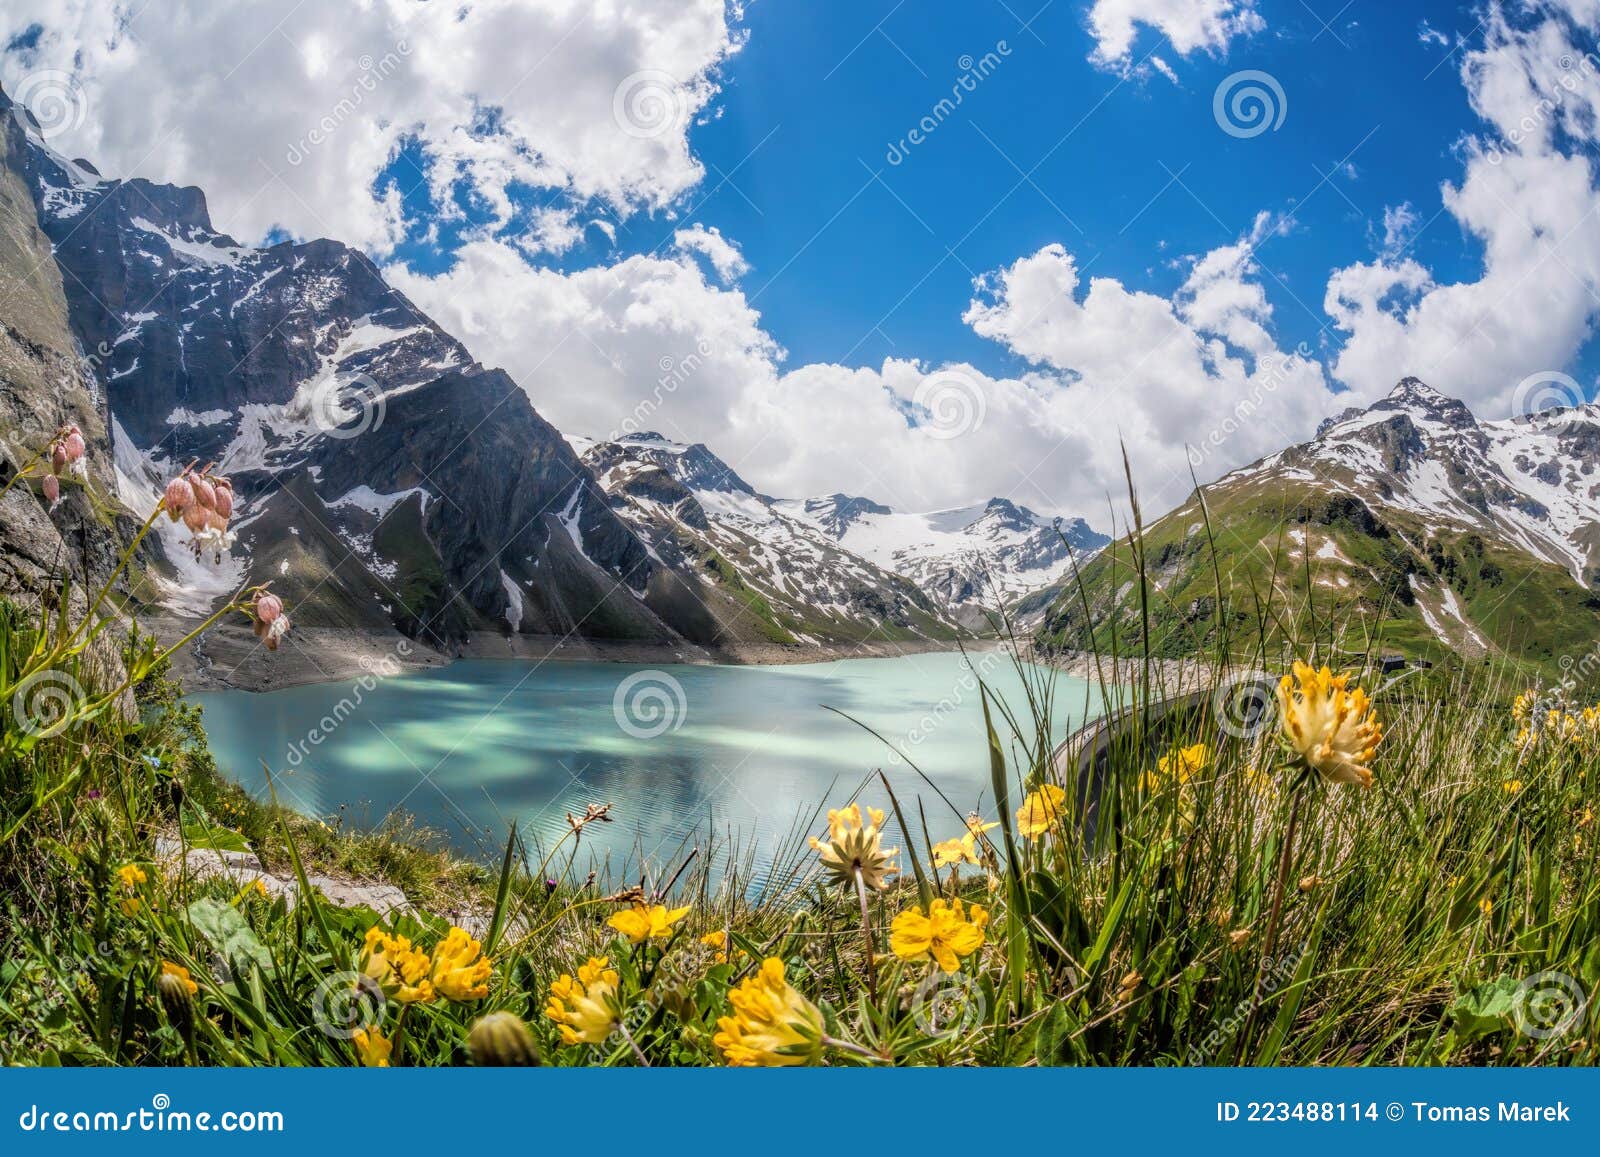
left=190, top=474, right=217, bottom=510
left=63, top=430, right=86, bottom=461
left=254, top=591, right=283, bottom=624
left=42, top=474, right=59, bottom=504
left=213, top=479, right=234, bottom=518
left=164, top=476, right=195, bottom=518
left=265, top=615, right=290, bottom=651
left=467, top=1011, right=541, bottom=1066
left=50, top=443, right=67, bottom=472
left=157, top=968, right=196, bottom=1038
left=182, top=503, right=208, bottom=533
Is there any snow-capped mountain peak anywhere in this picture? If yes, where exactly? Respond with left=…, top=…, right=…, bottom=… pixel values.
left=780, top=491, right=1109, bottom=621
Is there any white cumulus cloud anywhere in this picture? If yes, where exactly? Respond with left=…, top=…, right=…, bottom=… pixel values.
left=0, top=0, right=743, bottom=254
left=1087, top=0, right=1264, bottom=70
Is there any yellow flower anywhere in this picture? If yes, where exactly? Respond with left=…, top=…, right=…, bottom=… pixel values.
left=1276, top=661, right=1383, bottom=788
left=713, top=958, right=825, bottom=1067
left=1512, top=689, right=1537, bottom=726
left=809, top=803, right=898, bottom=891
left=1144, top=743, right=1211, bottom=791
left=1579, top=806, right=1594, bottom=829
left=1015, top=783, right=1066, bottom=839
left=351, top=1026, right=391, bottom=1067
left=359, top=927, right=435, bottom=1004
left=1228, top=928, right=1251, bottom=947
left=1479, top=896, right=1494, bottom=918
left=160, top=960, right=198, bottom=997
left=545, top=956, right=622, bottom=1046
left=700, top=930, right=729, bottom=964
left=430, top=927, right=492, bottom=1001
left=607, top=903, right=690, bottom=944
left=117, top=864, right=148, bottom=890
left=889, top=898, right=988, bottom=973
left=931, top=835, right=978, bottom=867
left=1502, top=779, right=1524, bottom=795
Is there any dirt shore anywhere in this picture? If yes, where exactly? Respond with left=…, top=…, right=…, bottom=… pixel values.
left=158, top=617, right=1000, bottom=693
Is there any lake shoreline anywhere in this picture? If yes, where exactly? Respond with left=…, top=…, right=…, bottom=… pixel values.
left=158, top=617, right=1009, bottom=694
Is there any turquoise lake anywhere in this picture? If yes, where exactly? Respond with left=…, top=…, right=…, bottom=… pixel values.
left=191, top=650, right=1109, bottom=891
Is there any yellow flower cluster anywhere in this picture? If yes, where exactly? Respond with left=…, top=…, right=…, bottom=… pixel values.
left=713, top=958, right=826, bottom=1067
left=1276, top=662, right=1383, bottom=788
left=1143, top=742, right=1211, bottom=792
left=117, top=863, right=147, bottom=916
left=931, top=815, right=997, bottom=867
left=810, top=803, right=898, bottom=891
left=545, top=956, right=622, bottom=1046
left=1512, top=690, right=1600, bottom=750
left=1016, top=783, right=1065, bottom=839
left=359, top=924, right=491, bottom=1006
left=607, top=903, right=690, bottom=944
left=890, top=898, right=988, bottom=973
left=160, top=960, right=198, bottom=996
left=351, top=1026, right=391, bottom=1067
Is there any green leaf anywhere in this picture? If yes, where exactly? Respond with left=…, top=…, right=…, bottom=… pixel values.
left=186, top=898, right=274, bottom=978
left=1447, top=974, right=1519, bottom=1044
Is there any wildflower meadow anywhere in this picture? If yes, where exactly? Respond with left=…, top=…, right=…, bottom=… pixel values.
left=0, top=428, right=1596, bottom=1069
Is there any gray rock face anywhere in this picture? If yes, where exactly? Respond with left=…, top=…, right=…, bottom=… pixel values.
left=0, top=90, right=129, bottom=618
left=0, top=87, right=793, bottom=652
left=579, top=433, right=958, bottom=643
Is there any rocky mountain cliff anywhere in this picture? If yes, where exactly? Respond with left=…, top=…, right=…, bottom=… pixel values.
left=575, top=433, right=959, bottom=644
left=0, top=90, right=128, bottom=612
left=0, top=80, right=1109, bottom=668
left=3, top=91, right=889, bottom=661
left=1036, top=378, right=1600, bottom=679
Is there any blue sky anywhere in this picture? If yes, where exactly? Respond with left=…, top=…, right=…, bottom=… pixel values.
left=389, top=0, right=1497, bottom=381
left=9, top=0, right=1600, bottom=514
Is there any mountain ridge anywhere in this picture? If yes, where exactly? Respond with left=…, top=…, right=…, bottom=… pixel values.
left=1036, top=376, right=1600, bottom=679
